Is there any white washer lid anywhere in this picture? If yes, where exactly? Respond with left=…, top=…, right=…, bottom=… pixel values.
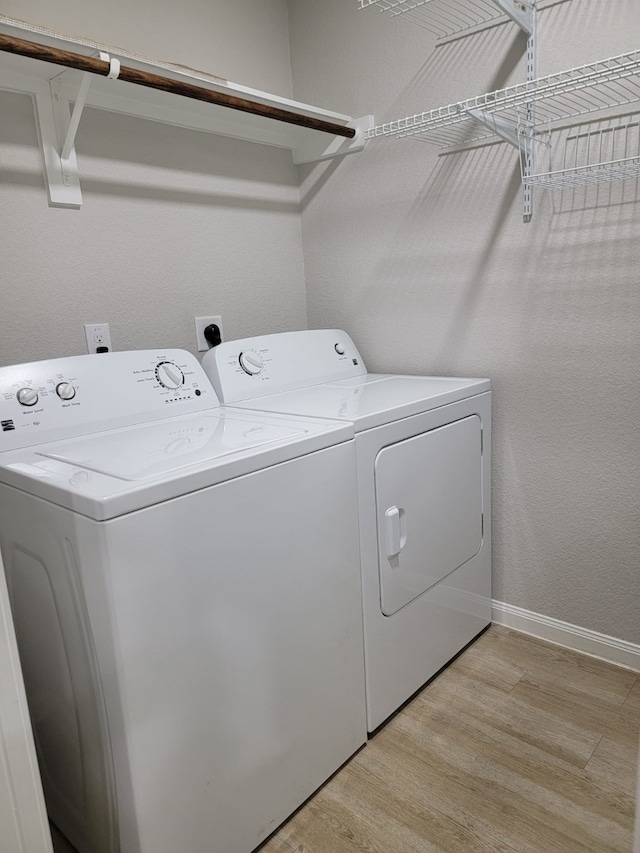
left=39, top=413, right=304, bottom=480
left=0, top=408, right=353, bottom=520
left=227, top=374, right=491, bottom=432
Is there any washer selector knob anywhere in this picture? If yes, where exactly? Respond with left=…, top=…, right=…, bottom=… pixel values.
left=156, top=362, right=185, bottom=389
left=16, top=387, right=38, bottom=407
left=56, top=382, right=76, bottom=401
left=239, top=351, right=264, bottom=376
left=334, top=343, right=346, bottom=355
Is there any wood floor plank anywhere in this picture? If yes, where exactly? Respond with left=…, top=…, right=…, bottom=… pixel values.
left=446, top=637, right=527, bottom=693
left=586, top=736, right=640, bottom=799
left=376, top=720, right=620, bottom=853
left=339, top=737, right=527, bottom=853
left=480, top=627, right=638, bottom=705
left=413, top=665, right=603, bottom=767
left=511, top=672, right=640, bottom=750
left=624, top=680, right=640, bottom=714
left=387, top=699, right=631, bottom=851
left=403, top=693, right=634, bottom=832
left=262, top=758, right=445, bottom=853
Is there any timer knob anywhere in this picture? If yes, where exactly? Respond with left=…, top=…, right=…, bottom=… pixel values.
left=17, top=387, right=38, bottom=407
left=56, top=382, right=76, bottom=400
left=156, top=361, right=184, bottom=389
left=239, top=351, right=264, bottom=376
left=334, top=343, right=346, bottom=355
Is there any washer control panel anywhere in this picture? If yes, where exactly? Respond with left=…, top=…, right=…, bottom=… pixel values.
left=202, top=329, right=367, bottom=404
left=0, top=350, right=217, bottom=452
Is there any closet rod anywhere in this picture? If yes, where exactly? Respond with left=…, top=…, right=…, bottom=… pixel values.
left=0, top=34, right=357, bottom=139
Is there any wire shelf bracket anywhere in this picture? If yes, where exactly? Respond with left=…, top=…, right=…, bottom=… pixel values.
left=494, top=0, right=534, bottom=36
left=466, top=108, right=522, bottom=148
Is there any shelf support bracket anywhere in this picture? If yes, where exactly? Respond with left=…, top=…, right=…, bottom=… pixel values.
left=522, top=0, right=537, bottom=222
left=467, top=102, right=536, bottom=222
left=492, top=0, right=534, bottom=36
left=33, top=51, right=120, bottom=208
left=466, top=109, right=523, bottom=150
left=491, top=0, right=537, bottom=220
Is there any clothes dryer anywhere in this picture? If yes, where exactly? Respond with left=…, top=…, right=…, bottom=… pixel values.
left=203, top=330, right=491, bottom=731
left=0, top=349, right=366, bottom=853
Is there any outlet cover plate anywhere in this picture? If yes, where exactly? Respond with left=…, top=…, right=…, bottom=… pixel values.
left=195, top=315, right=223, bottom=351
left=84, top=323, right=112, bottom=354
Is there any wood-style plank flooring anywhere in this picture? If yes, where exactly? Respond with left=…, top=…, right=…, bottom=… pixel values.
left=262, top=626, right=639, bottom=853
left=51, top=626, right=639, bottom=853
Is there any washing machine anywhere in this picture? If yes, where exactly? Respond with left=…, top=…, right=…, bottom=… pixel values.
left=203, top=330, right=491, bottom=732
left=0, top=348, right=366, bottom=853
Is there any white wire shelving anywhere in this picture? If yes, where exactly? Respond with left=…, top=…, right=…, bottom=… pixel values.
left=361, top=0, right=640, bottom=210
left=368, top=51, right=640, bottom=150
left=361, top=0, right=539, bottom=216
left=369, top=50, right=640, bottom=198
left=522, top=118, right=640, bottom=189
left=357, top=0, right=534, bottom=40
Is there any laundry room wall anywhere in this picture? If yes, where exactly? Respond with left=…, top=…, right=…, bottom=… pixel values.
left=287, top=0, right=640, bottom=644
left=0, top=0, right=307, bottom=365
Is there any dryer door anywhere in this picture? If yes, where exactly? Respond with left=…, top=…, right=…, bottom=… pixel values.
left=375, top=415, right=483, bottom=616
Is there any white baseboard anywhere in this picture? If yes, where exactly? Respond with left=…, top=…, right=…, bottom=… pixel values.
left=491, top=600, right=640, bottom=673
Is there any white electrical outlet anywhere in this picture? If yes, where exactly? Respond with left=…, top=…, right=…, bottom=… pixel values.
left=195, top=316, right=223, bottom=351
left=84, top=323, right=113, bottom=354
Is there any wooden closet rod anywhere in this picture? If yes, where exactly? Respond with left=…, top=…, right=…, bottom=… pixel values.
left=0, top=34, right=357, bottom=139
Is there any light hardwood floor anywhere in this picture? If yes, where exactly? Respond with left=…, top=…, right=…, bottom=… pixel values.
left=262, top=626, right=639, bottom=853
left=51, top=626, right=639, bottom=853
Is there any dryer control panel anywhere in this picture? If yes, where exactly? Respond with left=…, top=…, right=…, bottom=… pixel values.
left=203, top=329, right=367, bottom=404
left=0, top=350, right=218, bottom=452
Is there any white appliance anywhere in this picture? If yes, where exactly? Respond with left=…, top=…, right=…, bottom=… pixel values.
left=203, top=330, right=491, bottom=732
left=0, top=349, right=366, bottom=853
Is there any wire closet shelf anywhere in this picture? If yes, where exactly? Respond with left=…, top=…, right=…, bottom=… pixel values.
left=356, top=0, right=546, bottom=41
left=368, top=49, right=640, bottom=155
left=356, top=0, right=511, bottom=39
left=520, top=118, right=640, bottom=189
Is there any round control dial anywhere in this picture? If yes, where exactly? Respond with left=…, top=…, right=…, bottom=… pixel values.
left=239, top=351, right=264, bottom=376
left=56, top=382, right=76, bottom=401
left=334, top=343, right=346, bottom=355
left=155, top=362, right=184, bottom=389
left=16, top=387, right=38, bottom=407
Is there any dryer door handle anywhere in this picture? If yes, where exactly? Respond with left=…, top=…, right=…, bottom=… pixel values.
left=385, top=506, right=407, bottom=558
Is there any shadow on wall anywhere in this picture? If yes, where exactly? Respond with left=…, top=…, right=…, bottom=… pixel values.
left=351, top=139, right=523, bottom=370
left=0, top=89, right=302, bottom=213
left=376, top=24, right=526, bottom=136
left=299, top=155, right=342, bottom=212
left=0, top=167, right=302, bottom=213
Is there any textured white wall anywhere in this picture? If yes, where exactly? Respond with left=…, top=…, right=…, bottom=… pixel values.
left=0, top=0, right=294, bottom=93
left=0, top=0, right=306, bottom=365
left=288, top=0, right=640, bottom=643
